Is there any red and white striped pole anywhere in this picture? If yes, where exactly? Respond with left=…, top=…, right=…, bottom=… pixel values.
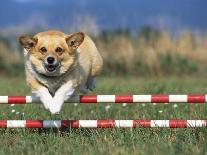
left=0, top=120, right=206, bottom=128
left=0, top=94, right=207, bottom=103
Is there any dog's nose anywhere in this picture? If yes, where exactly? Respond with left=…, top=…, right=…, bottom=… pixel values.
left=47, top=57, right=55, bottom=64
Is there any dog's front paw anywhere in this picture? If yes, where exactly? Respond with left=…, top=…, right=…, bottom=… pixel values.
left=49, top=98, right=64, bottom=114
left=33, top=87, right=52, bottom=111
left=40, top=96, right=51, bottom=110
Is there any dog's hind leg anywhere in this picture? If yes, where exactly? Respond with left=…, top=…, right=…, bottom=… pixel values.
left=86, top=75, right=96, bottom=91
left=79, top=75, right=96, bottom=94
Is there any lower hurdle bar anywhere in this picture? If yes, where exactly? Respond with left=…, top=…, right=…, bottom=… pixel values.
left=0, top=120, right=206, bottom=128
left=0, top=94, right=207, bottom=103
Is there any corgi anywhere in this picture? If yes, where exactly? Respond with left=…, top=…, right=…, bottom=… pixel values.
left=18, top=30, right=103, bottom=114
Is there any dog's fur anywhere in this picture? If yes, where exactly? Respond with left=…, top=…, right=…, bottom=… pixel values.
left=18, top=30, right=103, bottom=114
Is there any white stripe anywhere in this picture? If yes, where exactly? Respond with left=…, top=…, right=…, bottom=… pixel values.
left=187, top=120, right=206, bottom=127
left=151, top=120, right=169, bottom=127
left=169, top=95, right=187, bottom=102
left=7, top=120, right=26, bottom=127
left=205, top=95, right=207, bottom=102
left=26, top=96, right=32, bottom=103
left=79, top=120, right=97, bottom=127
left=43, top=120, right=61, bottom=128
left=0, top=96, right=8, bottom=103
left=115, top=120, right=133, bottom=127
left=97, top=95, right=115, bottom=102
left=133, top=95, right=151, bottom=102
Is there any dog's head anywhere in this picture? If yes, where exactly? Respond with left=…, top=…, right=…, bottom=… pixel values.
left=18, top=30, right=84, bottom=76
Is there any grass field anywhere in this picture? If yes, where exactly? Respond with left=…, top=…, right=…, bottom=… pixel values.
left=0, top=75, right=207, bottom=155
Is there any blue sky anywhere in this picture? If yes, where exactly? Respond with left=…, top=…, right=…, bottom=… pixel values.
left=0, top=0, right=207, bottom=35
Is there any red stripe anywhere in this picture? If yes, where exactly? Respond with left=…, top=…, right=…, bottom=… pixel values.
left=187, top=94, right=205, bottom=103
left=26, top=120, right=43, bottom=128
left=61, top=120, right=79, bottom=128
left=80, top=95, right=97, bottom=103
left=97, top=120, right=115, bottom=128
left=169, top=120, right=187, bottom=128
left=0, top=120, right=7, bottom=127
left=115, top=95, right=133, bottom=103
left=133, top=120, right=151, bottom=127
left=151, top=95, right=169, bottom=103
left=8, top=96, right=26, bottom=104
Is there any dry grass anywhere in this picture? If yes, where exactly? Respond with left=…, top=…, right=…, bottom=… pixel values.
left=0, top=29, right=207, bottom=76
left=0, top=42, right=20, bottom=63
left=0, top=39, right=23, bottom=75
left=96, top=30, right=207, bottom=75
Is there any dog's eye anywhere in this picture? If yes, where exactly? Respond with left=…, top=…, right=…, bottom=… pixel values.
left=40, top=47, right=47, bottom=53
left=55, top=47, right=63, bottom=53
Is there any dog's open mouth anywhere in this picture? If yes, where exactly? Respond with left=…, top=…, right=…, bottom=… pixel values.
left=45, top=64, right=58, bottom=72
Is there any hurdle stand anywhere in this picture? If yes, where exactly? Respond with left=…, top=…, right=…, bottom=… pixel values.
left=0, top=94, right=206, bottom=128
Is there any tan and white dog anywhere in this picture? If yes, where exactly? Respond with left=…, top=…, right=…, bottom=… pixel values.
left=18, top=30, right=103, bottom=114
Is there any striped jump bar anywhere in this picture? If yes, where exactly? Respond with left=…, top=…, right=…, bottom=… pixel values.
left=1, top=94, right=207, bottom=103
left=0, top=120, right=206, bottom=128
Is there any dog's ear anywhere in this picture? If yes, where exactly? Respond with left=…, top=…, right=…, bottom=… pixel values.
left=18, top=35, right=37, bottom=51
left=65, top=32, right=84, bottom=50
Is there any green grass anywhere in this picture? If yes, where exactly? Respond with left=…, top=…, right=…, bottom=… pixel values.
left=0, top=75, right=207, bottom=155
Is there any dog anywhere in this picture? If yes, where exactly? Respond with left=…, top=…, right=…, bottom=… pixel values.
left=18, top=30, right=103, bottom=114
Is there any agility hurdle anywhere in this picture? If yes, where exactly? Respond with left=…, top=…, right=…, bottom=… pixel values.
left=1, top=94, right=207, bottom=103
left=1, top=94, right=206, bottom=129
left=0, top=120, right=206, bottom=128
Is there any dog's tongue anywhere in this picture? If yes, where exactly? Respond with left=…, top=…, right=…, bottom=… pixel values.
left=47, top=65, right=55, bottom=71
left=48, top=65, right=54, bottom=68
